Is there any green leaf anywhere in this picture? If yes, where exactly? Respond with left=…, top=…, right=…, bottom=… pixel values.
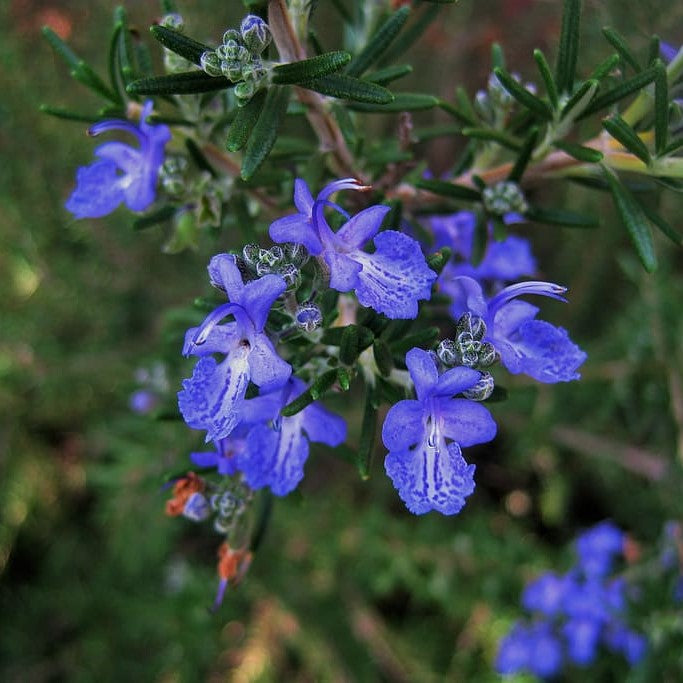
left=133, top=205, right=177, bottom=230
left=654, top=59, right=668, bottom=156
left=588, top=53, right=620, bottom=81
left=115, top=6, right=137, bottom=87
left=413, top=124, right=460, bottom=142
left=271, top=51, right=351, bottom=85
left=149, top=25, right=211, bottom=67
left=381, top=4, right=441, bottom=64
left=553, top=141, right=603, bottom=163
left=462, top=126, right=522, bottom=152
left=340, top=325, right=361, bottom=365
left=346, top=6, right=410, bottom=77
left=301, top=74, right=393, bottom=103
left=415, top=178, right=481, bottom=202
left=126, top=71, right=230, bottom=95
left=39, top=105, right=104, bottom=123
left=526, top=206, right=598, bottom=228
left=372, top=339, right=394, bottom=377
left=348, top=92, right=438, bottom=113
left=579, top=65, right=658, bottom=119
left=426, top=247, right=452, bottom=275
left=508, top=127, right=539, bottom=181
left=602, top=115, right=651, bottom=165
left=664, top=136, right=683, bottom=156
left=185, top=138, right=217, bottom=176
left=226, top=90, right=266, bottom=152
left=241, top=86, right=291, bottom=181
left=601, top=166, right=657, bottom=271
left=493, top=67, right=553, bottom=120
left=389, top=327, right=440, bottom=355
left=365, top=64, right=413, bottom=85
left=559, top=79, right=598, bottom=120
left=280, top=388, right=316, bottom=417
left=42, top=26, right=120, bottom=103
left=602, top=27, right=641, bottom=73
left=533, top=49, right=558, bottom=108
left=310, top=369, right=341, bottom=401
left=641, top=204, right=683, bottom=246
left=555, top=0, right=582, bottom=93
left=357, top=388, right=378, bottom=481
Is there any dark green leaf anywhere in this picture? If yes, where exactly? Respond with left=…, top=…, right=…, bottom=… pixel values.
left=389, top=327, right=440, bottom=355
left=461, top=127, right=522, bottom=151
left=372, top=340, right=394, bottom=377
left=555, top=0, right=582, bottom=93
left=321, top=325, right=374, bottom=348
left=415, top=178, right=481, bottom=202
left=533, top=49, right=558, bottom=108
left=654, top=59, right=668, bottom=156
left=559, top=79, right=597, bottom=120
left=241, top=86, right=291, bottom=180
left=588, top=53, right=620, bottom=81
left=115, top=7, right=137, bottom=87
left=381, top=5, right=441, bottom=64
left=602, top=27, right=641, bottom=73
left=185, top=138, right=216, bottom=176
left=226, top=90, right=266, bottom=152
left=39, top=105, right=104, bottom=123
left=271, top=51, right=351, bottom=85
left=493, top=67, right=554, bottom=120
left=664, top=136, right=683, bottom=156
left=508, top=127, right=539, bottom=181
left=601, top=166, right=657, bottom=271
left=491, top=43, right=505, bottom=70
left=346, top=6, right=410, bottom=77
left=127, top=71, right=230, bottom=95
left=43, top=26, right=120, bottom=103
left=381, top=319, right=413, bottom=343
left=302, top=74, right=393, bottom=103
left=280, top=388, right=316, bottom=417
left=413, top=124, right=460, bottom=142
left=133, top=205, right=177, bottom=230
left=579, top=66, right=658, bottom=119
left=648, top=36, right=661, bottom=66
left=340, top=325, right=361, bottom=365
left=108, top=24, right=125, bottom=101
left=602, top=115, right=650, bottom=165
left=426, top=247, right=452, bottom=275
left=349, top=92, right=438, bottom=113
left=526, top=206, right=598, bottom=228
left=365, top=64, right=413, bottom=85
left=357, top=388, right=378, bottom=480
left=309, top=369, right=341, bottom=401
left=641, top=204, right=683, bottom=246
left=553, top=141, right=604, bottom=163
left=149, top=25, right=211, bottom=67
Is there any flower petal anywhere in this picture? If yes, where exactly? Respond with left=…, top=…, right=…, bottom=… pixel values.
left=238, top=273, right=287, bottom=331
left=208, top=254, right=244, bottom=301
left=381, top=399, right=425, bottom=451
left=239, top=420, right=309, bottom=495
left=385, top=439, right=476, bottom=515
left=269, top=214, right=322, bottom=255
left=405, top=347, right=438, bottom=401
left=434, top=366, right=482, bottom=397
left=324, top=250, right=362, bottom=291
left=436, top=397, right=497, bottom=447
left=65, top=160, right=125, bottom=218
left=301, top=402, right=347, bottom=446
left=178, top=351, right=250, bottom=442
left=353, top=230, right=436, bottom=319
left=248, top=333, right=291, bottom=389
left=430, top=211, right=475, bottom=257
left=335, top=205, right=390, bottom=249
left=476, top=235, right=537, bottom=281
left=293, top=178, right=314, bottom=214
left=438, top=273, right=488, bottom=320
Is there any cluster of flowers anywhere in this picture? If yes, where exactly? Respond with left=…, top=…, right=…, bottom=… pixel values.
left=65, top=89, right=587, bottom=603
left=496, top=522, right=648, bottom=679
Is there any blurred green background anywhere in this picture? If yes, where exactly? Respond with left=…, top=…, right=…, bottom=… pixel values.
left=2, top=1, right=683, bottom=680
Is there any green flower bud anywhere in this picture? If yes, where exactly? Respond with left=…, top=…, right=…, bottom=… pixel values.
left=279, top=263, right=301, bottom=289
left=462, top=372, right=495, bottom=401
left=234, top=79, right=256, bottom=102
left=242, top=243, right=260, bottom=269
left=222, top=29, right=241, bottom=45
left=482, top=181, right=528, bottom=216
left=221, top=60, right=244, bottom=82
left=284, top=242, right=309, bottom=267
left=478, top=342, right=499, bottom=368
left=437, top=339, right=459, bottom=367
left=240, top=15, right=272, bottom=54
left=200, top=50, right=222, bottom=77
left=160, top=13, right=184, bottom=32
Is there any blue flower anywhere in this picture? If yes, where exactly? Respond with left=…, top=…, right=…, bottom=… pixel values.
left=442, top=275, right=587, bottom=383
left=66, top=100, right=171, bottom=218
left=496, top=622, right=563, bottom=678
left=576, top=521, right=625, bottom=578
left=178, top=254, right=291, bottom=442
left=189, top=427, right=249, bottom=476
left=235, top=378, right=347, bottom=495
left=381, top=348, right=497, bottom=515
left=522, top=572, right=568, bottom=616
left=430, top=210, right=536, bottom=283
left=269, top=179, right=436, bottom=319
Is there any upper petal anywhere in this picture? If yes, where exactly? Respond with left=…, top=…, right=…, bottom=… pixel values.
left=247, top=333, right=292, bottom=390
left=436, top=397, right=497, bottom=447
left=438, top=273, right=488, bottom=320
left=208, top=253, right=245, bottom=301
left=293, top=178, right=314, bottom=214
left=95, top=141, right=141, bottom=173
left=381, top=399, right=425, bottom=451
left=301, top=402, right=347, bottom=447
left=269, top=214, right=323, bottom=255
left=434, top=366, right=482, bottom=397
left=353, top=230, right=436, bottom=319
left=405, top=347, right=438, bottom=401
left=384, top=439, right=476, bottom=515
left=238, top=273, right=287, bottom=331
left=476, top=235, right=537, bottom=282
left=324, top=250, right=362, bottom=291
left=177, top=351, right=250, bottom=442
left=335, top=204, right=390, bottom=249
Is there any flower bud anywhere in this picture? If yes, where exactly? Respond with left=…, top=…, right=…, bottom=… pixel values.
left=242, top=243, right=260, bottom=269
left=234, top=80, right=256, bottom=103
left=483, top=181, right=528, bottom=216
left=240, top=15, right=272, bottom=54
left=437, top=339, right=458, bottom=367
left=462, top=372, right=495, bottom=401
left=221, top=60, right=243, bottom=82
left=279, top=263, right=300, bottom=289
left=200, top=50, right=223, bottom=77
left=160, top=13, right=184, bottom=31
left=478, top=342, right=499, bottom=368
left=222, top=29, right=241, bottom=45
left=182, top=492, right=211, bottom=521
left=284, top=242, right=309, bottom=267
left=295, top=302, right=322, bottom=332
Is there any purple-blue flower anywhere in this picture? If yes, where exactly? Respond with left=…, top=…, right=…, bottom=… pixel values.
left=522, top=572, right=568, bottom=616
left=66, top=100, right=171, bottom=218
left=381, top=347, right=497, bottom=515
left=496, top=622, right=563, bottom=678
left=269, top=179, right=437, bottom=319
left=234, top=378, right=347, bottom=495
left=189, top=427, right=249, bottom=476
left=442, top=275, right=587, bottom=383
left=178, top=254, right=291, bottom=442
left=576, top=521, right=625, bottom=578
left=430, top=210, right=536, bottom=283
